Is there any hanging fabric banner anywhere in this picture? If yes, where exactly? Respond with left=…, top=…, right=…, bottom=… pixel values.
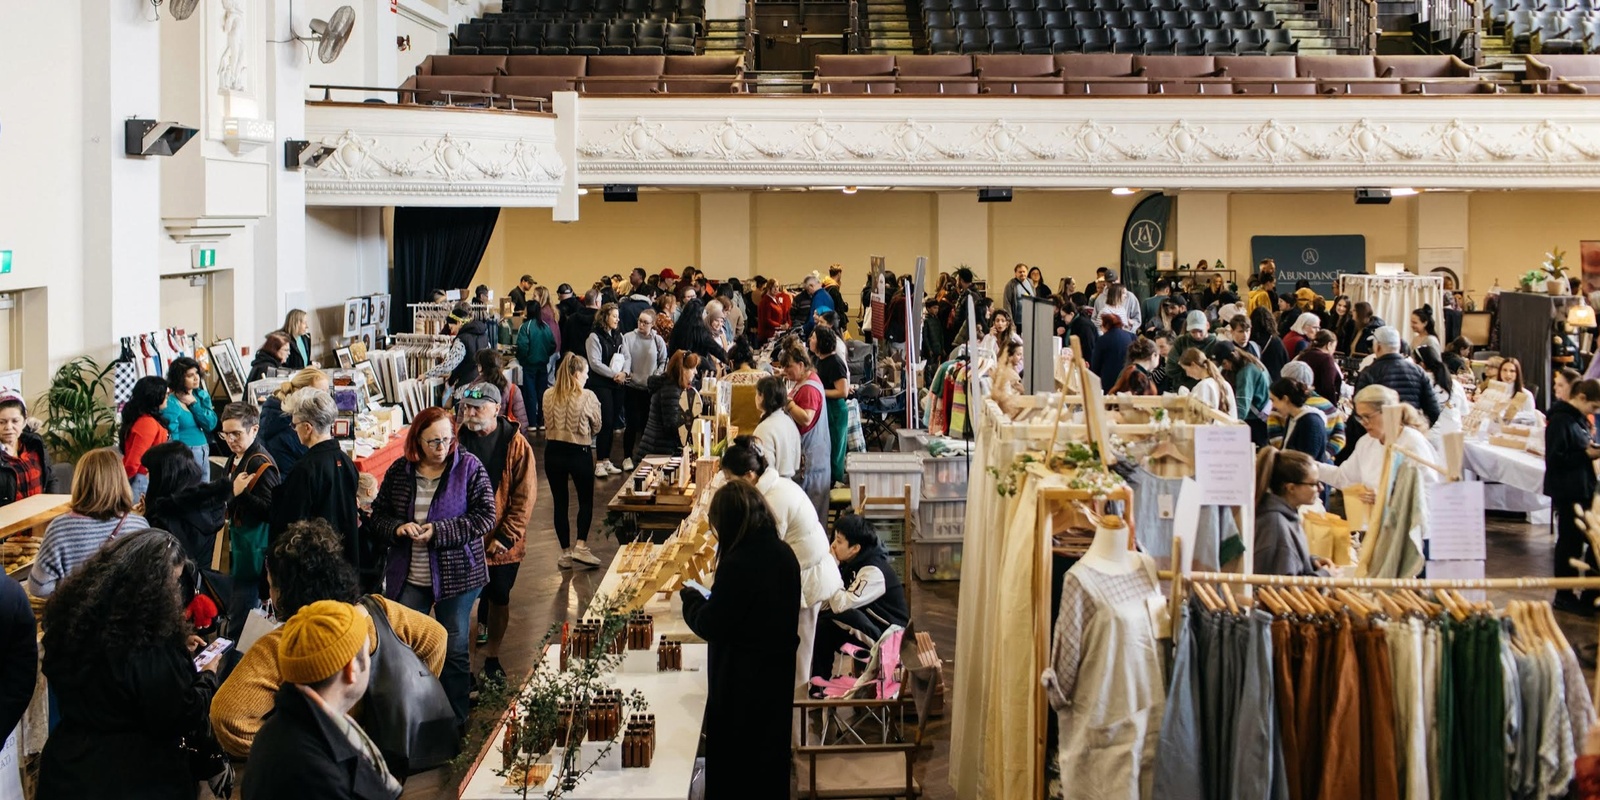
left=1120, top=193, right=1172, bottom=300
left=1250, top=235, right=1366, bottom=297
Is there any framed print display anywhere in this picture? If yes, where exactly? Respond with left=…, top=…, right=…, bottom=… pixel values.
left=332, top=413, right=354, bottom=439
left=335, top=347, right=354, bottom=370
left=360, top=299, right=372, bottom=326
left=372, top=294, right=391, bottom=332
left=343, top=299, right=364, bottom=338
left=359, top=325, right=376, bottom=354
left=349, top=341, right=369, bottom=363
left=1582, top=241, right=1600, bottom=296
left=355, top=361, right=384, bottom=405
left=207, top=339, right=247, bottom=402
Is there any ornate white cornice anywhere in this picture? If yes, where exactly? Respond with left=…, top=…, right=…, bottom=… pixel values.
left=304, top=104, right=567, bottom=207
left=568, top=95, right=1600, bottom=189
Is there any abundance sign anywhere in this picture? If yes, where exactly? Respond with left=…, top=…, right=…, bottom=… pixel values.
left=1250, top=235, right=1366, bottom=297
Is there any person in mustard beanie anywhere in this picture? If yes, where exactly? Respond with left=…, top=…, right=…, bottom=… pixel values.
left=242, top=600, right=401, bottom=800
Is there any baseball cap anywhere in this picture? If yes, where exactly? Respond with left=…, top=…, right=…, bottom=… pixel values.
left=557, top=283, right=575, bottom=297
left=659, top=268, right=680, bottom=281
left=1185, top=311, right=1209, bottom=332
left=460, top=382, right=502, bottom=407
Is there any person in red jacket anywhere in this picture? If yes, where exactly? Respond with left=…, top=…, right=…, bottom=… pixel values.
left=758, top=278, right=793, bottom=344
left=119, top=377, right=171, bottom=503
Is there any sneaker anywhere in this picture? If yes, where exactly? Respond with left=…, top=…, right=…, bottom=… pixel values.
left=476, top=623, right=489, bottom=646
left=557, top=551, right=573, bottom=569
left=483, top=657, right=506, bottom=684
left=595, top=463, right=610, bottom=478
left=623, top=458, right=635, bottom=472
left=572, top=543, right=603, bottom=568
left=605, top=462, right=623, bottom=475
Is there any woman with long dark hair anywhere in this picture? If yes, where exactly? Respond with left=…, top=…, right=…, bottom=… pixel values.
left=1409, top=305, right=1441, bottom=355
left=1109, top=337, right=1159, bottom=396
left=473, top=348, right=529, bottom=428
left=1413, top=344, right=1466, bottom=448
left=634, top=351, right=701, bottom=461
left=121, top=377, right=171, bottom=503
left=1350, top=301, right=1384, bottom=357
left=1212, top=341, right=1271, bottom=442
left=669, top=297, right=730, bottom=371
left=679, top=481, right=802, bottom=799
left=162, top=356, right=217, bottom=474
left=1247, top=305, right=1290, bottom=380
left=514, top=297, right=558, bottom=432
left=1328, top=295, right=1356, bottom=354
left=38, top=529, right=224, bottom=799
left=141, top=441, right=226, bottom=565
left=1268, top=377, right=1329, bottom=462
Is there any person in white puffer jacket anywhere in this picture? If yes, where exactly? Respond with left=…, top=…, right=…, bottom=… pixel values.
left=719, top=435, right=844, bottom=695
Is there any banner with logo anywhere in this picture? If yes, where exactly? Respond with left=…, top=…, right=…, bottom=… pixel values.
left=1249, top=235, right=1366, bottom=297
left=1120, top=193, right=1172, bottom=301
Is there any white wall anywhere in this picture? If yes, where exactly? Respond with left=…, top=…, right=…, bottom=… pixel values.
left=304, top=207, right=389, bottom=362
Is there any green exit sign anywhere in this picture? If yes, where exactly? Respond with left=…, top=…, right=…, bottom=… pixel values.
left=0, top=251, right=11, bottom=274
left=191, top=246, right=216, bottom=270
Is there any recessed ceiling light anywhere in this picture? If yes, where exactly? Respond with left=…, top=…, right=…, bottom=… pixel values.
left=1111, top=187, right=1138, bottom=196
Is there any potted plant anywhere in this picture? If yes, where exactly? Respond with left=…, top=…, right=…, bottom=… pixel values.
left=35, top=356, right=117, bottom=463
left=1543, top=247, right=1570, bottom=295
left=1520, top=269, right=1548, bottom=293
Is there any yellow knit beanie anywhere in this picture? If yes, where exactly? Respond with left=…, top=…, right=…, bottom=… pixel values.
left=278, top=600, right=376, bottom=685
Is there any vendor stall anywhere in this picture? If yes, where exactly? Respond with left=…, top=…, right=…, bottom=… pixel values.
left=1463, top=438, right=1552, bottom=522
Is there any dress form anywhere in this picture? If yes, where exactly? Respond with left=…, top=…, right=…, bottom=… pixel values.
left=1079, top=514, right=1137, bottom=575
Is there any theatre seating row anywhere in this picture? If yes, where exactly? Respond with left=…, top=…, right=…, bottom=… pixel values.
left=1526, top=53, right=1600, bottom=90
left=400, top=55, right=746, bottom=103
left=813, top=53, right=1491, bottom=93
left=452, top=20, right=702, bottom=56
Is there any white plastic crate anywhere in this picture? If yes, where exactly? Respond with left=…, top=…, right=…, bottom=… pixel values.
left=911, top=540, right=963, bottom=581
left=915, top=499, right=967, bottom=542
left=921, top=456, right=969, bottom=500
left=846, top=453, right=924, bottom=514
left=863, top=517, right=909, bottom=552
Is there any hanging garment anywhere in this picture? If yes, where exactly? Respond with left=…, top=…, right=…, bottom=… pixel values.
left=1292, top=620, right=1328, bottom=800
left=1270, top=618, right=1303, bottom=800
left=1318, top=619, right=1363, bottom=800
left=1451, top=616, right=1506, bottom=800
left=1386, top=616, right=1430, bottom=800
left=1042, top=553, right=1165, bottom=800
left=1154, top=599, right=1202, bottom=800
left=1229, top=610, right=1290, bottom=800
left=1538, top=642, right=1576, bottom=799
left=1128, top=468, right=1240, bottom=572
left=1365, top=461, right=1426, bottom=580
left=1495, top=622, right=1521, bottom=800
left=1355, top=623, right=1401, bottom=800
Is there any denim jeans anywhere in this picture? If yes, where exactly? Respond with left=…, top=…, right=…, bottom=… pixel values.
left=398, top=583, right=482, bottom=724
left=129, top=472, right=149, bottom=505
left=226, top=578, right=260, bottom=641
left=189, top=444, right=210, bottom=478
left=524, top=364, right=550, bottom=428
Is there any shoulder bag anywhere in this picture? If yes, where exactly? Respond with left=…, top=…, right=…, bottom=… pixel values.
left=220, top=457, right=276, bottom=582
left=357, top=595, right=461, bottom=776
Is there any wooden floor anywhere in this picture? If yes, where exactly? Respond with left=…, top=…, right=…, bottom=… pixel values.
left=401, top=434, right=1593, bottom=799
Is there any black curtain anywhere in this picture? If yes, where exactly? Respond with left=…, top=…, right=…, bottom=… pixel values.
left=392, top=207, right=501, bottom=333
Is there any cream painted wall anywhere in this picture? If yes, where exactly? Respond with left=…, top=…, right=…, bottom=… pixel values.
left=1467, top=192, right=1600, bottom=295
left=304, top=207, right=389, bottom=363
left=989, top=191, right=1141, bottom=289
left=472, top=193, right=700, bottom=294
left=1227, top=193, right=1417, bottom=278
left=751, top=193, right=934, bottom=287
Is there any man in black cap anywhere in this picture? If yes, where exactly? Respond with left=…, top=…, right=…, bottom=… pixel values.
left=556, top=283, right=591, bottom=359
left=508, top=275, right=533, bottom=316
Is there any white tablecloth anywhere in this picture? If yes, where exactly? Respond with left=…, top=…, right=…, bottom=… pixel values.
left=459, top=644, right=709, bottom=800
left=1462, top=440, right=1551, bottom=522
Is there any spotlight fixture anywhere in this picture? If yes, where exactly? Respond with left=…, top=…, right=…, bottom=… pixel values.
left=1110, top=187, right=1139, bottom=195
left=124, top=119, right=198, bottom=157
left=977, top=187, right=1012, bottom=203
left=1354, top=188, right=1393, bottom=205
left=603, top=184, right=638, bottom=202
left=283, top=139, right=336, bottom=170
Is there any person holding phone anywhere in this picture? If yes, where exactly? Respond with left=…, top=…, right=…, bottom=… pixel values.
left=370, top=407, right=496, bottom=725
left=37, top=530, right=226, bottom=799
left=455, top=382, right=536, bottom=685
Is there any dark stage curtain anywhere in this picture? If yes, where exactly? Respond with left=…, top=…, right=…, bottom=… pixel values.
left=392, top=207, right=501, bottom=333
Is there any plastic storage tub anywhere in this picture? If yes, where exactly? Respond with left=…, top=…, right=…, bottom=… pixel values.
left=915, top=499, right=966, bottom=542
left=846, top=453, right=924, bottom=513
left=921, top=456, right=970, bottom=500
left=885, top=549, right=909, bottom=583
left=911, top=540, right=963, bottom=581
left=864, top=517, right=909, bottom=552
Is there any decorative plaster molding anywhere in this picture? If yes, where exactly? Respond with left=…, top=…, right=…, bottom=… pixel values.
left=569, top=96, right=1600, bottom=188
left=304, top=105, right=567, bottom=207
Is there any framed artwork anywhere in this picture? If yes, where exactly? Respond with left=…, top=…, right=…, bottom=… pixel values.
left=349, top=341, right=369, bottom=363
left=343, top=299, right=364, bottom=338
left=1582, top=241, right=1600, bottom=296
left=248, top=377, right=285, bottom=407
left=355, top=360, right=384, bottom=405
left=360, top=325, right=376, bottom=354
left=360, top=299, right=372, bottom=326
left=372, top=294, right=391, bottom=332
left=332, top=414, right=354, bottom=439
left=207, top=338, right=246, bottom=402
left=335, top=347, right=354, bottom=369
left=499, top=298, right=517, bottom=319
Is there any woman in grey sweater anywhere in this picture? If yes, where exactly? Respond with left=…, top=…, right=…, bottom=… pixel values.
left=1252, top=447, right=1331, bottom=577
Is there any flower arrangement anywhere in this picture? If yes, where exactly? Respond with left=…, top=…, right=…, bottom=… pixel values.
left=989, top=441, right=1105, bottom=497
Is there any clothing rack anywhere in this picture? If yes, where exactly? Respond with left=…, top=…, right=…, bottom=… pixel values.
left=408, top=302, right=497, bottom=335
left=1176, top=569, right=1600, bottom=701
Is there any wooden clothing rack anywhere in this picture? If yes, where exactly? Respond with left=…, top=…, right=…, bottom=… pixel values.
left=1174, top=569, right=1600, bottom=700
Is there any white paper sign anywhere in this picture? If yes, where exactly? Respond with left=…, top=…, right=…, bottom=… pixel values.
left=1194, top=426, right=1254, bottom=507
left=0, top=729, right=21, bottom=800
left=1424, top=481, right=1487, bottom=561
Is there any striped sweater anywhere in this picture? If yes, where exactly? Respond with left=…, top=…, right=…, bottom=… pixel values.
left=27, top=512, right=149, bottom=597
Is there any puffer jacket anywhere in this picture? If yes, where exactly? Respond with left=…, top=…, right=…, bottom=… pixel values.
left=1354, top=353, right=1442, bottom=425
left=633, top=374, right=693, bottom=461
left=258, top=396, right=307, bottom=475
left=448, top=320, right=495, bottom=388
left=370, top=449, right=496, bottom=601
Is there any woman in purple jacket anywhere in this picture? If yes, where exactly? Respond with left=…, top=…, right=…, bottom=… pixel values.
left=369, top=405, right=496, bottom=724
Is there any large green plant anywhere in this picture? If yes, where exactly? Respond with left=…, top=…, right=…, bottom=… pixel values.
left=36, top=357, right=118, bottom=462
